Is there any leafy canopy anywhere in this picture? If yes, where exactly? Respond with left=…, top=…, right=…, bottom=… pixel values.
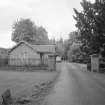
left=12, top=18, right=49, bottom=44
left=73, top=0, right=105, bottom=54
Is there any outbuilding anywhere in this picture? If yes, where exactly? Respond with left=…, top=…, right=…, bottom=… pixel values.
left=8, top=41, right=56, bottom=67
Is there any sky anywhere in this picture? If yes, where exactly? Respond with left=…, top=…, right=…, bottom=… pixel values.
left=0, top=0, right=94, bottom=48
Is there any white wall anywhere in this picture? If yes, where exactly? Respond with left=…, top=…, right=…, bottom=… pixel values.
left=9, top=43, right=40, bottom=66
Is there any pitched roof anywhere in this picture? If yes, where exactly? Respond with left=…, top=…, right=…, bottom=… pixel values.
left=9, top=41, right=55, bottom=54
left=31, top=44, right=55, bottom=53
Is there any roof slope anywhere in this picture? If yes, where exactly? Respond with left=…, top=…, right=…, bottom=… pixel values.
left=32, top=45, right=55, bottom=53
left=9, top=41, right=55, bottom=53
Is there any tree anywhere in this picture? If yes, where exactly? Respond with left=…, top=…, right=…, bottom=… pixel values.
left=67, top=45, right=81, bottom=62
left=63, top=31, right=79, bottom=59
left=12, top=18, right=34, bottom=43
left=35, top=26, right=49, bottom=44
left=56, top=37, right=64, bottom=56
left=49, top=38, right=56, bottom=44
left=73, top=0, right=105, bottom=55
left=12, top=18, right=49, bottom=44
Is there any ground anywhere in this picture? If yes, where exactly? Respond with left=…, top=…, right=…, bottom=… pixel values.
left=1, top=62, right=105, bottom=105
left=0, top=70, right=57, bottom=98
left=43, top=62, right=105, bottom=105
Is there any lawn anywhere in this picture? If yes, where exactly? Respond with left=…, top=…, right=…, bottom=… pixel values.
left=0, top=71, right=57, bottom=98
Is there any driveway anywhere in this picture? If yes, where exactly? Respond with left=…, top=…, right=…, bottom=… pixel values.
left=43, top=62, right=105, bottom=105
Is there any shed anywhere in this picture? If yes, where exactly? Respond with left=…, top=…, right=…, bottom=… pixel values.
left=8, top=41, right=56, bottom=66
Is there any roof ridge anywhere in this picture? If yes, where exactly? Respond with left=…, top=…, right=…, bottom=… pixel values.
left=9, top=40, right=56, bottom=54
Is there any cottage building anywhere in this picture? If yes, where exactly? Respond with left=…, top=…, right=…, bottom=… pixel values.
left=8, top=41, right=56, bottom=67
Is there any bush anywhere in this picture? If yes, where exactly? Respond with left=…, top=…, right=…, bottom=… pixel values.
left=87, top=63, right=91, bottom=71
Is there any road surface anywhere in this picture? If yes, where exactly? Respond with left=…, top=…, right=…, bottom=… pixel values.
left=43, top=62, right=105, bottom=105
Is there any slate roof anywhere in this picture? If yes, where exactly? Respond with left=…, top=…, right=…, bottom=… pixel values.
left=32, top=45, right=55, bottom=53
left=9, top=41, right=56, bottom=54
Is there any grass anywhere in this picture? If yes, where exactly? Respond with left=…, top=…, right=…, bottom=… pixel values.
left=0, top=70, right=57, bottom=98
left=0, top=65, right=49, bottom=71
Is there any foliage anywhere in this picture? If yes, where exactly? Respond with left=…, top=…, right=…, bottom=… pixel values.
left=63, top=31, right=80, bottom=60
left=12, top=18, right=49, bottom=44
left=49, top=38, right=56, bottom=44
left=12, top=19, right=34, bottom=42
left=55, top=38, right=64, bottom=56
left=73, top=0, right=105, bottom=55
left=35, top=26, right=49, bottom=44
left=67, top=45, right=81, bottom=62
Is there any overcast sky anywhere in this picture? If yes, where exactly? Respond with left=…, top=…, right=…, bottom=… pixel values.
left=0, top=0, right=94, bottom=48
